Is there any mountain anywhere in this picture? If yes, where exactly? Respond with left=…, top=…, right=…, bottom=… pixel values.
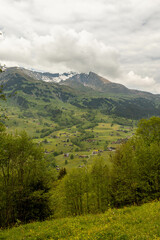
left=21, top=68, right=77, bottom=83
left=0, top=67, right=160, bottom=121
left=0, top=67, right=77, bottom=83
left=1, top=67, right=156, bottom=97
left=61, top=71, right=158, bottom=99
left=62, top=71, right=130, bottom=94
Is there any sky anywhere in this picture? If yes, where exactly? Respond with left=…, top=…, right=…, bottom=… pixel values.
left=0, top=0, right=160, bottom=93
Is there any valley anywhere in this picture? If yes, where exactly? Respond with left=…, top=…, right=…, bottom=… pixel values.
left=4, top=101, right=135, bottom=170
left=0, top=67, right=139, bottom=170
left=1, top=1, right=160, bottom=238
left=1, top=67, right=160, bottom=236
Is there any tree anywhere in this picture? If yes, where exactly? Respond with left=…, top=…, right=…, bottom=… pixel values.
left=111, top=140, right=139, bottom=207
left=0, top=130, right=53, bottom=227
left=136, top=117, right=160, bottom=144
left=90, top=159, right=110, bottom=212
left=64, top=169, right=86, bottom=216
left=0, top=67, right=54, bottom=227
left=111, top=117, right=160, bottom=207
left=133, top=138, right=160, bottom=202
left=58, top=167, right=67, bottom=180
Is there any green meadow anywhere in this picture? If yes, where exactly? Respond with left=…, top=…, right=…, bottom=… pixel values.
left=1, top=201, right=160, bottom=240
left=3, top=98, right=135, bottom=170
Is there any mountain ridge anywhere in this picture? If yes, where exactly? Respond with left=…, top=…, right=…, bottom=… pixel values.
left=0, top=66, right=160, bottom=120
left=1, top=67, right=158, bottom=97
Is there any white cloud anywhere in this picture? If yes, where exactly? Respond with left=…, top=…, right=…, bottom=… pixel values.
left=0, top=28, right=121, bottom=78
left=127, top=71, right=155, bottom=88
left=0, top=0, right=160, bottom=93
left=113, top=71, right=160, bottom=94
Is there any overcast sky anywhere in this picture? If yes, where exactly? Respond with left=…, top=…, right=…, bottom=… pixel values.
left=0, top=0, right=160, bottom=93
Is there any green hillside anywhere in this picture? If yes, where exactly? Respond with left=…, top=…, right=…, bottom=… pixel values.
left=1, top=67, right=160, bottom=170
left=1, top=67, right=160, bottom=124
left=1, top=66, right=160, bottom=237
left=1, top=201, right=160, bottom=240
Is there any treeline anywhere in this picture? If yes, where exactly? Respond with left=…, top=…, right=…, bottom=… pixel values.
left=0, top=125, right=56, bottom=228
left=51, top=117, right=160, bottom=217
left=1, top=117, right=160, bottom=228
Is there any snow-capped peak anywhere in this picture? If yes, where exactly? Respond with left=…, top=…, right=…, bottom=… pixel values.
left=50, top=72, right=77, bottom=83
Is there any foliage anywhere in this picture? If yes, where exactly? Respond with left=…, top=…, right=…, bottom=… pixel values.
left=51, top=159, right=111, bottom=217
left=6, top=67, right=160, bottom=230
left=90, top=159, right=110, bottom=212
left=111, top=116, right=160, bottom=206
left=51, top=117, right=160, bottom=218
left=63, top=169, right=87, bottom=216
left=136, top=116, right=160, bottom=144
left=70, top=131, right=95, bottom=150
left=1, top=76, right=160, bottom=230
left=111, top=140, right=139, bottom=207
left=58, top=167, right=67, bottom=180
left=0, top=129, right=53, bottom=227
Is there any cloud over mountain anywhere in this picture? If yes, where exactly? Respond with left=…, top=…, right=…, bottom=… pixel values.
left=0, top=0, right=160, bottom=93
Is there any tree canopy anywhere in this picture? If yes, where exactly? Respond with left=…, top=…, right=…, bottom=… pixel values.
left=0, top=129, right=54, bottom=227
left=136, top=116, right=160, bottom=144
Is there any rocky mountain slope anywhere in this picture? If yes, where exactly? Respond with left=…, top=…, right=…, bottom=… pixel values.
left=0, top=67, right=160, bottom=120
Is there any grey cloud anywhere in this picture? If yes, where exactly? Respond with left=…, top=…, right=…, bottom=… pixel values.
left=0, top=29, right=120, bottom=78
left=0, top=0, right=160, bottom=93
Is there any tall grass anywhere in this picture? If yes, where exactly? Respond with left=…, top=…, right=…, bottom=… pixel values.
left=1, top=201, right=160, bottom=240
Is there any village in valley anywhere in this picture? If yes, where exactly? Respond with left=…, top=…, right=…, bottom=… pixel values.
left=38, top=122, right=135, bottom=171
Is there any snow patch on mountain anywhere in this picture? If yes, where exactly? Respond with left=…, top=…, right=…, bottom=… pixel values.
left=42, top=72, right=77, bottom=83
left=15, top=67, right=77, bottom=83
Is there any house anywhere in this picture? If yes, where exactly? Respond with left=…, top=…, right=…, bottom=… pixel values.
left=98, top=150, right=103, bottom=153
left=64, top=153, right=69, bottom=157
left=79, top=155, right=88, bottom=158
left=87, top=139, right=96, bottom=143
left=107, top=147, right=116, bottom=151
left=92, top=150, right=99, bottom=155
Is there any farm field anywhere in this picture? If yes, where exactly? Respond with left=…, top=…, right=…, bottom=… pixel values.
left=51, top=122, right=135, bottom=170
left=1, top=201, right=160, bottom=240
left=3, top=100, right=136, bottom=170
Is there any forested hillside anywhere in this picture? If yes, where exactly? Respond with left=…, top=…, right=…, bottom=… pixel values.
left=1, top=67, right=160, bottom=122
left=1, top=116, right=160, bottom=229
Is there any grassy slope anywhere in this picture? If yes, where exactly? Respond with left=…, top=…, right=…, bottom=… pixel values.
left=53, top=122, right=134, bottom=171
left=1, top=201, right=160, bottom=239
left=2, top=94, right=135, bottom=170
